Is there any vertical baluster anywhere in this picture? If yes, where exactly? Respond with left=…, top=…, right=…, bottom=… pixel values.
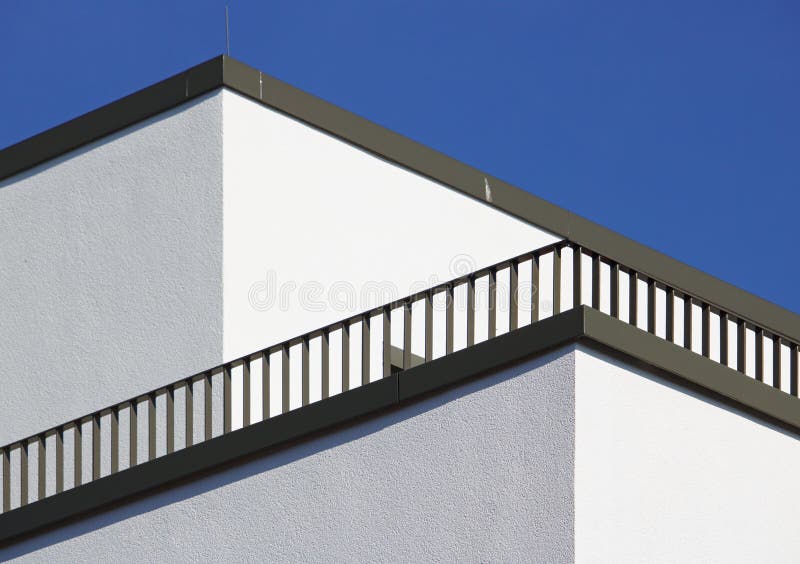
left=361, top=316, right=370, bottom=386
left=610, top=263, right=619, bottom=319
left=791, top=344, right=798, bottom=397
left=665, top=287, right=675, bottom=343
left=737, top=319, right=747, bottom=373
left=92, top=413, right=101, bottom=480
left=166, top=386, right=175, bottom=454
left=509, top=261, right=519, bottom=331
left=148, top=393, right=156, bottom=460
left=755, top=328, right=764, bottom=382
left=383, top=308, right=392, bottom=378
left=591, top=254, right=601, bottom=310
left=130, top=401, right=139, bottom=467
left=111, top=405, right=119, bottom=473
left=321, top=330, right=330, bottom=396
left=425, top=292, right=434, bottom=360
left=683, top=296, right=692, bottom=351
left=553, top=247, right=561, bottom=315
left=573, top=246, right=582, bottom=307
left=303, top=336, right=311, bottom=404
left=185, top=380, right=194, bottom=448
left=719, top=312, right=728, bottom=366
left=74, top=421, right=82, bottom=487
left=701, top=303, right=710, bottom=357
left=488, top=269, right=497, bottom=339
left=38, top=435, right=46, bottom=501
left=629, top=270, right=638, bottom=327
left=282, top=344, right=291, bottom=412
left=56, top=428, right=64, bottom=492
left=2, top=447, right=9, bottom=512
left=404, top=300, right=413, bottom=368
left=647, top=279, right=656, bottom=334
left=773, top=336, right=782, bottom=390
left=342, top=322, right=350, bottom=391
left=204, top=374, right=212, bottom=442
left=243, top=359, right=251, bottom=427
left=445, top=285, right=454, bottom=354
left=262, top=350, right=271, bottom=418
left=531, top=253, right=540, bottom=322
left=20, top=441, right=28, bottom=506
left=466, top=277, right=475, bottom=346
left=223, top=364, right=232, bottom=434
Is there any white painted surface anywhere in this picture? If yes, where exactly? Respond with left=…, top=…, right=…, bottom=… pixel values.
left=0, top=92, right=225, bottom=445
left=3, top=348, right=576, bottom=563
left=221, top=89, right=560, bottom=360
left=574, top=344, right=800, bottom=564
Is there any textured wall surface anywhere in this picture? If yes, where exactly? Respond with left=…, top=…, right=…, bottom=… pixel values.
left=0, top=92, right=224, bottom=445
left=2, top=348, right=576, bottom=563
left=575, top=344, right=800, bottom=564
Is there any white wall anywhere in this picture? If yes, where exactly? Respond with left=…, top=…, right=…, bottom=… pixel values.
left=2, top=348, right=576, bottom=563
left=0, top=92, right=225, bottom=445
left=221, top=89, right=561, bottom=360
left=575, top=344, right=800, bottom=564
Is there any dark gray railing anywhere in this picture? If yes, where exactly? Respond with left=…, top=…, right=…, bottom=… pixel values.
left=2, top=239, right=798, bottom=514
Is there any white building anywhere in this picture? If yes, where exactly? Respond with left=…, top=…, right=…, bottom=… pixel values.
left=0, top=55, right=798, bottom=562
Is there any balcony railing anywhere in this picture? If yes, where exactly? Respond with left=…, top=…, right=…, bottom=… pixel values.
left=2, top=239, right=799, bottom=515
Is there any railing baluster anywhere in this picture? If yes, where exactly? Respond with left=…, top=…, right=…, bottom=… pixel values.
left=665, top=287, right=675, bottom=342
left=382, top=307, right=391, bottom=378
left=509, top=261, right=519, bottom=330
left=755, top=328, right=764, bottom=382
left=20, top=441, right=28, bottom=506
left=684, top=296, right=692, bottom=351
left=610, top=263, right=619, bottom=319
left=282, top=344, right=291, bottom=412
left=719, top=312, right=728, bottom=366
left=342, top=322, right=350, bottom=391
left=647, top=279, right=656, bottom=334
left=92, top=413, right=101, bottom=480
left=791, top=344, right=798, bottom=397
left=111, top=406, right=119, bottom=473
left=425, top=292, right=434, bottom=360
left=130, top=400, right=138, bottom=467
left=404, top=300, right=413, bottom=368
left=701, top=303, right=710, bottom=357
left=185, top=380, right=193, bottom=448
left=38, top=435, right=45, bottom=501
left=303, top=336, right=311, bottom=404
left=243, top=360, right=251, bottom=427
left=321, top=331, right=330, bottom=396
left=167, top=386, right=175, bottom=454
left=74, top=421, right=82, bottom=487
left=148, top=393, right=157, bottom=460
left=262, top=351, right=271, bottom=418
left=737, top=319, right=747, bottom=373
left=56, top=428, right=64, bottom=493
left=466, top=277, right=475, bottom=346
left=361, top=316, right=370, bottom=386
left=223, top=365, right=232, bottom=434
left=629, top=270, right=638, bottom=327
left=553, top=247, right=561, bottom=315
left=573, top=246, right=582, bottom=307
left=445, top=286, right=454, bottom=354
left=204, top=375, right=212, bottom=441
left=591, top=254, right=601, bottom=310
left=532, top=254, right=540, bottom=322
left=2, top=447, right=9, bottom=512
left=488, top=269, right=497, bottom=339
left=773, top=336, right=782, bottom=390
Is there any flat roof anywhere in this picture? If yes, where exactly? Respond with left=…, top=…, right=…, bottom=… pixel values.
left=1, top=55, right=798, bottom=344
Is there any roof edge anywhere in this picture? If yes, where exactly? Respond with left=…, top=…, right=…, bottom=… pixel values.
left=1, top=55, right=798, bottom=343
left=0, top=307, right=796, bottom=547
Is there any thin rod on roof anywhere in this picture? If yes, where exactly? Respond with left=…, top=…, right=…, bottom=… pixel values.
left=225, top=5, right=231, bottom=56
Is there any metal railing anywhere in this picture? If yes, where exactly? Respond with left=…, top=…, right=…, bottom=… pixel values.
left=2, top=239, right=799, bottom=514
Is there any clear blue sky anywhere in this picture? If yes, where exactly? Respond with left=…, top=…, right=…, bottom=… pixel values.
left=3, top=1, right=799, bottom=312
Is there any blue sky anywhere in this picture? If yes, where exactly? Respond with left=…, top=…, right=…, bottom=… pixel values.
left=3, top=1, right=799, bottom=312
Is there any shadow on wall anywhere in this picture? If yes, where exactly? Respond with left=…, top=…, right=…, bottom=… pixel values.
left=1, top=347, right=574, bottom=561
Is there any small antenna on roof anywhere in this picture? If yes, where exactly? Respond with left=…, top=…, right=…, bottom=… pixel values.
left=225, top=5, right=231, bottom=56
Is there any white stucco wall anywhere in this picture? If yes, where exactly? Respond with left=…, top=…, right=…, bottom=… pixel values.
left=574, top=345, right=800, bottom=564
left=221, top=89, right=561, bottom=361
left=0, top=92, right=225, bottom=445
left=2, top=348, right=576, bottom=563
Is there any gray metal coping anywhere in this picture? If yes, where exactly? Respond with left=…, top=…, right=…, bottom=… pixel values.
left=0, top=306, right=797, bottom=547
left=0, top=55, right=798, bottom=345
